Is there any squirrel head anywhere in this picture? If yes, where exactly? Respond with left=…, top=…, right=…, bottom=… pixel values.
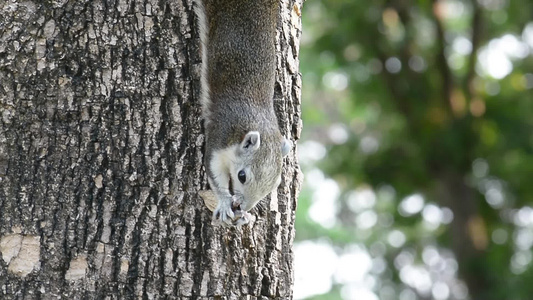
left=209, top=130, right=292, bottom=212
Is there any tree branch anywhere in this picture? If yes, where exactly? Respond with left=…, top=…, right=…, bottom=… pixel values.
left=464, top=0, right=483, bottom=100
left=431, top=0, right=454, bottom=117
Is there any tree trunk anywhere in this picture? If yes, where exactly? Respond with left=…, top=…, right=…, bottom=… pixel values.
left=437, top=172, right=493, bottom=300
left=0, top=0, right=302, bottom=299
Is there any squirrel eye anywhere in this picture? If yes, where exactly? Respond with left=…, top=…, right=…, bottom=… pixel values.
left=237, top=170, right=246, bottom=184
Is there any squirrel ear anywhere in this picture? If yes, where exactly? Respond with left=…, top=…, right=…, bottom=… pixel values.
left=241, top=131, right=261, bottom=151
left=281, top=138, right=292, bottom=157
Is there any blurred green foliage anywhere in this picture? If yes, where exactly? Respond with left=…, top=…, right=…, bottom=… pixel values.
left=296, top=0, right=533, bottom=299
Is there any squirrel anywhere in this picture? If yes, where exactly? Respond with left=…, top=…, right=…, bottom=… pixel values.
left=195, top=0, right=292, bottom=226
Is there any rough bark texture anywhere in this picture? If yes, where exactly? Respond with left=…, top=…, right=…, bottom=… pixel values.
left=0, top=0, right=303, bottom=299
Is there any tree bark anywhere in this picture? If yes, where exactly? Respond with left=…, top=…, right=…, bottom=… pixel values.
left=0, top=0, right=303, bottom=299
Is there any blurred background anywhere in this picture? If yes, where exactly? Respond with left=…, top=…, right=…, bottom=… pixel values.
left=293, top=0, right=533, bottom=299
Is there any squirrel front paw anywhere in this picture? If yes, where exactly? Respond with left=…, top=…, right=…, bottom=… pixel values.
left=233, top=210, right=254, bottom=226
left=212, top=197, right=252, bottom=227
left=212, top=196, right=235, bottom=226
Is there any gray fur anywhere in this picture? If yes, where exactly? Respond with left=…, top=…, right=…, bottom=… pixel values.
left=194, top=0, right=211, bottom=121
left=196, top=0, right=291, bottom=226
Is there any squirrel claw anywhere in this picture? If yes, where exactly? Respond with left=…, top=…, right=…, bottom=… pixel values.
left=212, top=198, right=254, bottom=227
left=212, top=197, right=235, bottom=226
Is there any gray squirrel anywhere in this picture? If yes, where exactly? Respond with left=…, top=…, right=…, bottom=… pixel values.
left=195, top=0, right=292, bottom=226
